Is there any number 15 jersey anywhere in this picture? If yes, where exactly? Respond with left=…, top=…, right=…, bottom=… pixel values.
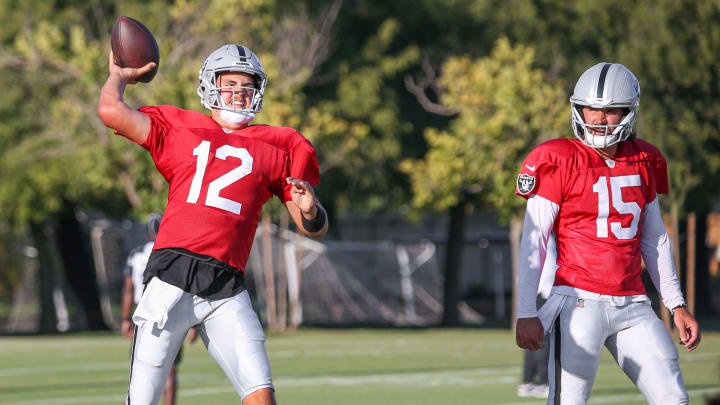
left=515, top=138, right=669, bottom=296
left=137, top=105, right=306, bottom=273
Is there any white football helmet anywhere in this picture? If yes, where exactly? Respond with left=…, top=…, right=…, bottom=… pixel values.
left=570, top=62, right=640, bottom=148
left=197, top=44, right=267, bottom=113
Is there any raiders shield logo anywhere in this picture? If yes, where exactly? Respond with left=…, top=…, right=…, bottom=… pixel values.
left=517, top=174, right=536, bottom=195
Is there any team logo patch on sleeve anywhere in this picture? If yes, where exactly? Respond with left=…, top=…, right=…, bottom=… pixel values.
left=517, top=173, right=536, bottom=195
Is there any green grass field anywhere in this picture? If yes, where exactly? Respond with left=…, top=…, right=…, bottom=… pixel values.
left=0, top=328, right=718, bottom=405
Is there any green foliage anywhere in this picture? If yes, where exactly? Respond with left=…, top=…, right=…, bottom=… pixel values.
left=0, top=0, right=718, bottom=229
left=490, top=0, right=720, bottom=215
left=298, top=18, right=419, bottom=214
left=401, top=38, right=567, bottom=222
left=0, top=0, right=290, bottom=224
left=0, top=224, right=24, bottom=304
left=615, top=0, right=720, bottom=213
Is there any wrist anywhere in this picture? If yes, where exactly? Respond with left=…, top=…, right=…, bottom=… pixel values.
left=670, top=304, right=687, bottom=316
left=109, top=70, right=129, bottom=84
left=302, top=204, right=318, bottom=220
left=301, top=205, right=326, bottom=232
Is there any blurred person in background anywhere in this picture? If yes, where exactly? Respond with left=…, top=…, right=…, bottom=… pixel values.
left=514, top=62, right=700, bottom=405
left=98, top=43, right=327, bottom=405
left=121, top=213, right=197, bottom=405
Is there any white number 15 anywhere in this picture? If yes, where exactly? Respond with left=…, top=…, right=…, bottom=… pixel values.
left=592, top=174, right=641, bottom=240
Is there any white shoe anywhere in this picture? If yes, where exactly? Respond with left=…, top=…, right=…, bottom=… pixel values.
left=517, top=383, right=534, bottom=397
left=530, top=383, right=549, bottom=398
left=517, top=383, right=549, bottom=398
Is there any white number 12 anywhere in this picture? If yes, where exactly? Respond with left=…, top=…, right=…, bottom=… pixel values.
left=592, top=175, right=641, bottom=240
left=186, top=140, right=254, bottom=215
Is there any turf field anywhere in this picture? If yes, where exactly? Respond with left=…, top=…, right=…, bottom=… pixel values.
left=0, top=328, right=718, bottom=404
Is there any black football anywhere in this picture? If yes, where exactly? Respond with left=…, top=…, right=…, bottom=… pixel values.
left=111, top=16, right=160, bottom=83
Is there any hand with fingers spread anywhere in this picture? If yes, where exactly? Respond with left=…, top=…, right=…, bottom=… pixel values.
left=516, top=317, right=545, bottom=351
left=673, top=307, right=701, bottom=352
left=286, top=177, right=318, bottom=219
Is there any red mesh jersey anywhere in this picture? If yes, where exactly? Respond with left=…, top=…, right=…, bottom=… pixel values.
left=516, top=138, right=668, bottom=295
left=137, top=105, right=319, bottom=273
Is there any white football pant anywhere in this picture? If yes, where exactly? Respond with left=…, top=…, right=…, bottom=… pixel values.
left=547, top=298, right=688, bottom=405
left=126, top=280, right=273, bottom=405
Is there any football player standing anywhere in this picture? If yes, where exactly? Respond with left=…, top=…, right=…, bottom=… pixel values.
left=514, top=62, right=700, bottom=405
left=98, top=44, right=328, bottom=405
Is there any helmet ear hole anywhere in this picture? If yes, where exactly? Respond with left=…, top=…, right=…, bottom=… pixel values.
left=574, top=105, right=585, bottom=117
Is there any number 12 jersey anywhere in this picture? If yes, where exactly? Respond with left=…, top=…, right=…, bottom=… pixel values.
left=137, top=105, right=319, bottom=273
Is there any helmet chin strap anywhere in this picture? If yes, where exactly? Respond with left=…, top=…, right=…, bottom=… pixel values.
left=583, top=126, right=620, bottom=148
left=219, top=109, right=255, bottom=126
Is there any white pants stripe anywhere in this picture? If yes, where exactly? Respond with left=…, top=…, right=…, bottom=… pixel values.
left=547, top=297, right=688, bottom=405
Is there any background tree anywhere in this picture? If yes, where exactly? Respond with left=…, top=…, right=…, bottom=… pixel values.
left=401, top=38, right=567, bottom=325
left=1, top=0, right=719, bottom=331
left=616, top=0, right=720, bottom=312
left=0, top=0, right=297, bottom=331
left=498, top=0, right=720, bottom=313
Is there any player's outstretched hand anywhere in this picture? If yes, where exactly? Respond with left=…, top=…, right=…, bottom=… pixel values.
left=516, top=317, right=545, bottom=351
left=673, top=307, right=701, bottom=352
left=286, top=177, right=318, bottom=218
left=108, top=49, right=156, bottom=85
left=121, top=319, right=134, bottom=340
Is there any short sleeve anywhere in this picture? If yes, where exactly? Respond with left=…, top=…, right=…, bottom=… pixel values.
left=138, top=105, right=170, bottom=159
left=515, top=145, right=563, bottom=204
left=270, top=152, right=292, bottom=199
left=655, top=155, right=669, bottom=194
left=281, top=133, right=320, bottom=202
left=123, top=245, right=143, bottom=277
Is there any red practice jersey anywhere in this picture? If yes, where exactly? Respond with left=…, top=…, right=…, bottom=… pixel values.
left=137, top=105, right=319, bottom=273
left=515, top=138, right=669, bottom=296
left=236, top=123, right=320, bottom=201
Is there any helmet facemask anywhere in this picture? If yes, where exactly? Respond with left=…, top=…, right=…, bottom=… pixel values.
left=571, top=104, right=637, bottom=148
left=199, top=72, right=266, bottom=113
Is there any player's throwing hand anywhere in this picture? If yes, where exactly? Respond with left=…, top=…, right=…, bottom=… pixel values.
left=108, top=50, right=156, bottom=85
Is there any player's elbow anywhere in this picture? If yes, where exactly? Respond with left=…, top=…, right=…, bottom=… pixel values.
left=97, top=99, right=122, bottom=130
left=97, top=89, right=135, bottom=133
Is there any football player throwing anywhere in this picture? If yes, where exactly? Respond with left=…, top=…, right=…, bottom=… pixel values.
left=98, top=44, right=328, bottom=405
